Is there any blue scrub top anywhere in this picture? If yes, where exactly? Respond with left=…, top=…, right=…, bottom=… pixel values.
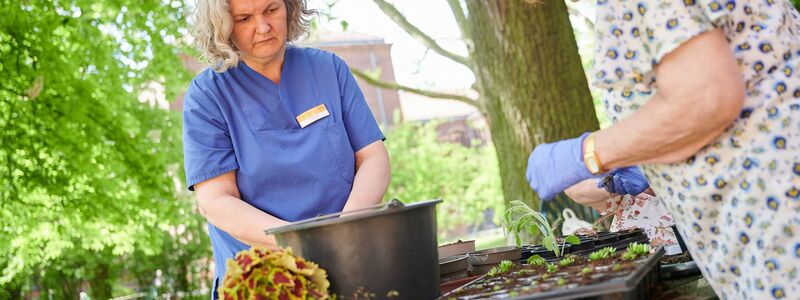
left=181, top=46, right=384, bottom=294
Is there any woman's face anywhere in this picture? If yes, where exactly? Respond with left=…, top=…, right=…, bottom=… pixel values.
left=229, top=0, right=288, bottom=62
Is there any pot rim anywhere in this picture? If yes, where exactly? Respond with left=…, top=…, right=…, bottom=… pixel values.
left=265, top=199, right=443, bottom=235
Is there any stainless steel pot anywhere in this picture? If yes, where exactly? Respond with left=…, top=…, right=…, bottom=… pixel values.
left=265, top=199, right=442, bottom=300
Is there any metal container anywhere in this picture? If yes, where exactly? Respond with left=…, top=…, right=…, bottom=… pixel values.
left=266, top=199, right=442, bottom=300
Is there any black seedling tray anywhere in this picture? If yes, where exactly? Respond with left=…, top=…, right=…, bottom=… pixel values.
left=442, top=246, right=665, bottom=300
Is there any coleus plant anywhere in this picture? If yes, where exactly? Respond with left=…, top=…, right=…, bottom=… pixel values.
left=503, top=200, right=580, bottom=257
left=219, top=247, right=330, bottom=300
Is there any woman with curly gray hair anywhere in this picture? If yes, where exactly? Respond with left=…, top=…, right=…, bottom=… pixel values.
left=182, top=0, right=390, bottom=296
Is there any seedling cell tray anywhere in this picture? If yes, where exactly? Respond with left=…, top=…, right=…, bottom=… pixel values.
left=440, top=246, right=665, bottom=300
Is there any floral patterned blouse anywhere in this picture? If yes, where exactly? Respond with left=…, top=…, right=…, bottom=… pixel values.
left=593, top=0, right=800, bottom=299
left=602, top=193, right=679, bottom=250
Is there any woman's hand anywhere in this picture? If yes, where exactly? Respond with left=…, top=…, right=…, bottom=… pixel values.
left=597, top=166, right=650, bottom=196
left=526, top=133, right=595, bottom=201
left=565, top=179, right=612, bottom=212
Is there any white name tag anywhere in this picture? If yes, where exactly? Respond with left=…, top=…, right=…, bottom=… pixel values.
left=295, top=104, right=330, bottom=128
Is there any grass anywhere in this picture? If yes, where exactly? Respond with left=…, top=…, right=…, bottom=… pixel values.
left=475, top=230, right=508, bottom=250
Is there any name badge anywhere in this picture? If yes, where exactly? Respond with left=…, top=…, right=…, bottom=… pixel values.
left=295, top=104, right=330, bottom=128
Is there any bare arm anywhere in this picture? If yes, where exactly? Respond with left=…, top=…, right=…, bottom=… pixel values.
left=594, top=29, right=745, bottom=168
left=194, top=171, right=289, bottom=248
left=565, top=179, right=612, bottom=212
left=342, top=140, right=391, bottom=212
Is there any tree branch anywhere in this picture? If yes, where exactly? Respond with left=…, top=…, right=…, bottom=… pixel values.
left=350, top=67, right=479, bottom=108
left=446, top=0, right=470, bottom=41
left=371, top=0, right=471, bottom=68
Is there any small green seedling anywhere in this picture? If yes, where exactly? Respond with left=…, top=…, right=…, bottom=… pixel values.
left=588, top=246, right=616, bottom=261
left=527, top=254, right=546, bottom=266
left=487, top=260, right=515, bottom=277
left=621, top=242, right=651, bottom=261
left=557, top=278, right=566, bottom=285
left=546, top=263, right=558, bottom=274
left=581, top=267, right=592, bottom=275
left=498, top=260, right=514, bottom=272
left=558, top=256, right=575, bottom=267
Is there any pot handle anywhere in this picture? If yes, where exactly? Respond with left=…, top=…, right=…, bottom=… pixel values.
left=283, top=199, right=406, bottom=225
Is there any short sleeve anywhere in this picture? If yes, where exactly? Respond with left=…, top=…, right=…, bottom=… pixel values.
left=592, top=0, right=733, bottom=89
left=182, top=80, right=239, bottom=191
left=334, top=55, right=386, bottom=152
left=642, top=0, right=731, bottom=63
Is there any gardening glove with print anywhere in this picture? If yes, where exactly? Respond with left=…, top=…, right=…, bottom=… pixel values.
left=526, top=132, right=596, bottom=201
left=596, top=166, right=650, bottom=196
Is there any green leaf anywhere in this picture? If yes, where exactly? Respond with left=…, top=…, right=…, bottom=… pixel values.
left=565, top=235, right=580, bottom=245
left=542, top=236, right=555, bottom=251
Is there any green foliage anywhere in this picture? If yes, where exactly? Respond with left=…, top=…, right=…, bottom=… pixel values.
left=487, top=260, right=515, bottom=277
left=546, top=264, right=558, bottom=274
left=556, top=277, right=566, bottom=286
left=621, top=243, right=651, bottom=261
left=0, top=0, right=206, bottom=297
left=504, top=200, right=551, bottom=246
left=581, top=267, right=592, bottom=275
left=588, top=246, right=616, bottom=261
left=383, top=120, right=504, bottom=240
left=526, top=254, right=546, bottom=266
left=504, top=200, right=579, bottom=257
left=558, top=256, right=575, bottom=267
left=564, top=235, right=581, bottom=245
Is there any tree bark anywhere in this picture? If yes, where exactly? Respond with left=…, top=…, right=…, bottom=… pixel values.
left=366, top=0, right=601, bottom=224
left=464, top=0, right=599, bottom=214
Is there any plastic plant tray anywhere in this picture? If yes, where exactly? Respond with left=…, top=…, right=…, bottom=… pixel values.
left=439, top=246, right=665, bottom=300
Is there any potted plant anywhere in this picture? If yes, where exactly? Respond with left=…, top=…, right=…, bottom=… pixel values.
left=218, top=247, right=330, bottom=300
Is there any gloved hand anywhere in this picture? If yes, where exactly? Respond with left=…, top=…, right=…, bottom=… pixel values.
left=526, top=132, right=595, bottom=201
left=596, top=166, right=650, bottom=195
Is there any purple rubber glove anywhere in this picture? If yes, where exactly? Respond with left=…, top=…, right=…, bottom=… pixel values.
left=526, top=132, right=594, bottom=201
left=596, top=166, right=650, bottom=195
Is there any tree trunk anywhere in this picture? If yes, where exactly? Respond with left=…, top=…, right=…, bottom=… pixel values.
left=465, top=1, right=599, bottom=217
left=89, top=262, right=113, bottom=300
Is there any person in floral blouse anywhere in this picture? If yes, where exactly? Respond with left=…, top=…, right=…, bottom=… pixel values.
left=526, top=1, right=800, bottom=299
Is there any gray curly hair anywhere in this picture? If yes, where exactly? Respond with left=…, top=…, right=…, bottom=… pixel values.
left=190, top=0, right=316, bottom=72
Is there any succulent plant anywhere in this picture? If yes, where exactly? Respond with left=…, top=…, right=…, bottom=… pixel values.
left=527, top=254, right=546, bottom=266
left=219, top=247, right=330, bottom=300
left=546, top=263, right=558, bottom=274
left=487, top=260, right=515, bottom=277
left=558, top=256, right=575, bottom=267
left=588, top=246, right=616, bottom=261
left=621, top=243, right=651, bottom=261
